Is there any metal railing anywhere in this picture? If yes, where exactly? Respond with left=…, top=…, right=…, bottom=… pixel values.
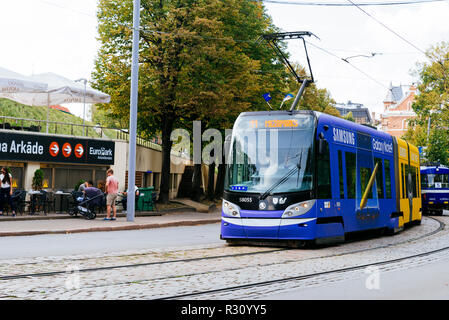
left=0, top=115, right=162, bottom=151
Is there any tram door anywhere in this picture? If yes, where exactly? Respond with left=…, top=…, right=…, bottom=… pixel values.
left=397, top=139, right=411, bottom=225
left=356, top=133, right=380, bottom=229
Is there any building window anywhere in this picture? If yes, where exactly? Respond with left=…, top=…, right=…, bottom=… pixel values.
left=10, top=167, right=24, bottom=189
left=55, top=168, right=93, bottom=191
left=41, top=168, right=53, bottom=189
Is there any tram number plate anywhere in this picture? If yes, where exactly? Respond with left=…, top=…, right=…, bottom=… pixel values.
left=443, top=210, right=449, bottom=216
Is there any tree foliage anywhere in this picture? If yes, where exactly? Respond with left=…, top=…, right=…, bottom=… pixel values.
left=404, top=41, right=449, bottom=165
left=281, top=65, right=339, bottom=116
left=92, top=0, right=292, bottom=202
left=343, top=111, right=355, bottom=122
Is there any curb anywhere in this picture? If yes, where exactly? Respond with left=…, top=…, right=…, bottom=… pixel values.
left=0, top=206, right=193, bottom=222
left=0, top=218, right=221, bottom=237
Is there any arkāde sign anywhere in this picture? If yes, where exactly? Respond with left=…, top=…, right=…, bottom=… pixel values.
left=0, top=132, right=115, bottom=165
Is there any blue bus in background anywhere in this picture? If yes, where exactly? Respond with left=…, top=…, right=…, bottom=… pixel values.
left=221, top=110, right=422, bottom=247
left=421, top=163, right=449, bottom=215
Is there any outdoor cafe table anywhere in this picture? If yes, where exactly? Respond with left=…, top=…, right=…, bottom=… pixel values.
left=55, top=192, right=72, bottom=214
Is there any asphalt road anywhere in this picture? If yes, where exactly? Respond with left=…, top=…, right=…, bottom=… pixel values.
left=0, top=223, right=222, bottom=260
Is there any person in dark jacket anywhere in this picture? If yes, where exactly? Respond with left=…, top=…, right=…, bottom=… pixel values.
left=0, top=167, right=16, bottom=216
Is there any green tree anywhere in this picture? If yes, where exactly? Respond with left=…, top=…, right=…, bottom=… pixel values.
left=92, top=0, right=290, bottom=203
left=404, top=41, right=449, bottom=164
left=281, top=65, right=339, bottom=116
left=343, top=111, right=355, bottom=122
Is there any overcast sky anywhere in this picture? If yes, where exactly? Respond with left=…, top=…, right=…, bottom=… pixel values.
left=1, top=0, right=448, bottom=119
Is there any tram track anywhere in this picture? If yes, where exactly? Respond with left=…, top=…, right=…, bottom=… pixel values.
left=0, top=217, right=444, bottom=283
left=161, top=216, right=448, bottom=300
left=0, top=248, right=287, bottom=281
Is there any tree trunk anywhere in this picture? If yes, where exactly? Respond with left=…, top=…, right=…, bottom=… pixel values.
left=191, top=163, right=203, bottom=202
left=159, top=117, right=174, bottom=204
left=207, top=162, right=215, bottom=201
left=215, top=132, right=229, bottom=200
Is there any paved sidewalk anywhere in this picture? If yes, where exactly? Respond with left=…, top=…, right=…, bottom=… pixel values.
left=0, top=209, right=221, bottom=237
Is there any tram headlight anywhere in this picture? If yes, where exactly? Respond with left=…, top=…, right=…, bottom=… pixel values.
left=282, top=200, right=316, bottom=218
left=222, top=200, right=241, bottom=218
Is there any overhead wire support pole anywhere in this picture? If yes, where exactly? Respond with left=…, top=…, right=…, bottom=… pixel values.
left=268, top=40, right=302, bottom=83
left=127, top=0, right=140, bottom=222
left=301, top=37, right=314, bottom=83
left=261, top=31, right=316, bottom=111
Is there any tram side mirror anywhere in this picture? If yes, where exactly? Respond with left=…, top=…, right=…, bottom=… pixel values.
left=318, top=132, right=326, bottom=155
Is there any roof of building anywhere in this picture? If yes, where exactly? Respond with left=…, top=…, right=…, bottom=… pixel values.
left=49, top=105, right=71, bottom=114
left=335, top=101, right=372, bottom=123
left=384, top=82, right=417, bottom=103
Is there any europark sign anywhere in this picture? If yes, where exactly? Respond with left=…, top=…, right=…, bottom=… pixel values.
left=0, top=132, right=115, bottom=165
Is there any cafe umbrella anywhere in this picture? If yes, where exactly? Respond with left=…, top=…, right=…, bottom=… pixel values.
left=28, top=72, right=111, bottom=133
left=0, top=66, right=48, bottom=98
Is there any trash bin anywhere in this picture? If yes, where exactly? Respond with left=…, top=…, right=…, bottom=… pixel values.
left=137, top=187, right=155, bottom=211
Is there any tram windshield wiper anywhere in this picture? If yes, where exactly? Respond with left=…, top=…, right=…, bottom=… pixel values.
left=259, top=152, right=303, bottom=201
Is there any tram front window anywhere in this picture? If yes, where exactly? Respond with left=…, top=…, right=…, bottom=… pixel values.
left=422, top=173, right=449, bottom=189
left=225, top=114, right=315, bottom=195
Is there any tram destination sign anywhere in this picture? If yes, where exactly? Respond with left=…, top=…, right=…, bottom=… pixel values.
left=0, top=132, right=115, bottom=165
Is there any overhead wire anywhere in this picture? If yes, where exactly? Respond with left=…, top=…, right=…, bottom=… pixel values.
left=38, top=0, right=417, bottom=95
left=304, top=40, right=392, bottom=90
left=261, top=0, right=448, bottom=6
left=345, top=0, right=427, bottom=55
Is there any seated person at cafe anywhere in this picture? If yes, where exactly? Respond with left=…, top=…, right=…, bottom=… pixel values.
left=121, top=185, right=139, bottom=212
left=83, top=181, right=103, bottom=212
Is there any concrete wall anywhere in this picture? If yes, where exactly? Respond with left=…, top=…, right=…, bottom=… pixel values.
left=111, top=140, right=191, bottom=199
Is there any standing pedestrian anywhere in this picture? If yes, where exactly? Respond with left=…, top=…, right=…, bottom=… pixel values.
left=0, top=167, right=16, bottom=216
left=105, top=168, right=119, bottom=221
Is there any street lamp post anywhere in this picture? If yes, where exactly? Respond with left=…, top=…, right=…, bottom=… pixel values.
left=126, top=0, right=140, bottom=222
left=75, top=78, right=87, bottom=136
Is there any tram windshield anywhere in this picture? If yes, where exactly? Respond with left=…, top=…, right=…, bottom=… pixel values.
left=421, top=173, right=449, bottom=189
left=225, top=113, right=315, bottom=194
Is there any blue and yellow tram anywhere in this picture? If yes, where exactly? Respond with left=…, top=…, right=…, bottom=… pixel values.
left=221, top=110, right=421, bottom=245
left=421, top=164, right=449, bottom=215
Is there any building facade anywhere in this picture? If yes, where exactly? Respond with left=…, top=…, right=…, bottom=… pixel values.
left=0, top=129, right=190, bottom=200
left=380, top=83, right=417, bottom=138
left=335, top=101, right=373, bottom=125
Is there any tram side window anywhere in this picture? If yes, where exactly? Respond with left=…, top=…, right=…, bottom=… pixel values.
left=385, top=159, right=392, bottom=199
left=416, top=168, right=421, bottom=197
left=345, top=152, right=356, bottom=199
left=411, top=166, right=417, bottom=198
left=360, top=167, right=373, bottom=199
left=374, top=158, right=384, bottom=199
left=421, top=174, right=428, bottom=189
left=338, top=150, right=344, bottom=199
left=317, top=140, right=332, bottom=199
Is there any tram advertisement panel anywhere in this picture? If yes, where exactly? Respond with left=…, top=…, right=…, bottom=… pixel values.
left=0, top=132, right=115, bottom=165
